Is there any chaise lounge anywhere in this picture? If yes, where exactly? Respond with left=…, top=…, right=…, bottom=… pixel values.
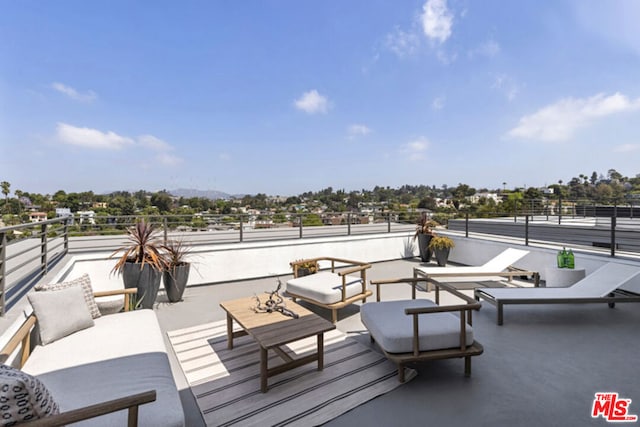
left=474, top=263, right=640, bottom=325
left=413, top=247, right=539, bottom=291
left=361, top=278, right=483, bottom=382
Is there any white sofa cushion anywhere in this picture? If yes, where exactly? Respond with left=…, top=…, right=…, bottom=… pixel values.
left=36, top=273, right=101, bottom=319
left=361, top=299, right=474, bottom=354
left=286, top=271, right=365, bottom=304
left=22, top=310, right=184, bottom=427
left=0, top=364, right=59, bottom=424
left=27, top=285, right=95, bottom=345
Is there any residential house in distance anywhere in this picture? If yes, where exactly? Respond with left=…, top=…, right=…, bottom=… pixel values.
left=28, top=212, right=47, bottom=223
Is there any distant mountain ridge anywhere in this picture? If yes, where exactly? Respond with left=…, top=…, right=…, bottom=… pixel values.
left=169, top=188, right=235, bottom=200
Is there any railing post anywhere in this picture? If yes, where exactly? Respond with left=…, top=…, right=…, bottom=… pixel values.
left=299, top=214, right=303, bottom=238
left=41, top=222, right=48, bottom=275
left=63, top=217, right=69, bottom=254
left=163, top=217, right=168, bottom=244
left=239, top=215, right=244, bottom=242
left=525, top=214, right=529, bottom=246
left=347, top=213, right=351, bottom=235
left=387, top=213, right=391, bottom=233
left=465, top=212, right=469, bottom=238
left=558, top=196, right=562, bottom=225
left=0, top=231, right=6, bottom=316
left=610, top=215, right=616, bottom=257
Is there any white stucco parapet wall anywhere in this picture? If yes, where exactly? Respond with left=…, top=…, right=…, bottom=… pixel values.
left=53, top=232, right=419, bottom=291
left=51, top=230, right=640, bottom=294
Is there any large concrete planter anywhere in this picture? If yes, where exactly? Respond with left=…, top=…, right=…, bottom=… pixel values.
left=433, top=248, right=451, bottom=266
left=163, top=263, right=191, bottom=302
left=122, top=262, right=162, bottom=309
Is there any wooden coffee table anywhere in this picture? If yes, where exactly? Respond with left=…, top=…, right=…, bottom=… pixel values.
left=219, top=296, right=336, bottom=392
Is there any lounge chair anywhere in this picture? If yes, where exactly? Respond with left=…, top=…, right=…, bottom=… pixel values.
left=361, top=278, right=483, bottom=382
left=286, top=257, right=372, bottom=323
left=475, top=263, right=640, bottom=325
left=413, top=248, right=539, bottom=291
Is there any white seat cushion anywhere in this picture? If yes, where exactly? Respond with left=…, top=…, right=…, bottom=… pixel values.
left=286, top=271, right=365, bottom=304
left=361, top=299, right=473, bottom=354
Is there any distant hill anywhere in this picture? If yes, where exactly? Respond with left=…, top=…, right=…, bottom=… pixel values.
left=170, top=188, right=232, bottom=200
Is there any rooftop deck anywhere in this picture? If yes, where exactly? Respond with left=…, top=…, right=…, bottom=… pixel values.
left=153, top=258, right=640, bottom=427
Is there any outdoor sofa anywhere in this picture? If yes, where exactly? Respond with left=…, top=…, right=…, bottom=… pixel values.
left=0, top=274, right=184, bottom=426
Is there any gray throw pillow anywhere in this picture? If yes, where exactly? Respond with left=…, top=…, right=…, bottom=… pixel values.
left=0, top=364, right=59, bottom=424
left=35, top=273, right=101, bottom=319
left=27, top=285, right=95, bottom=345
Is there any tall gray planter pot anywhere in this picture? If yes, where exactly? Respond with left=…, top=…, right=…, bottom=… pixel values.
left=417, top=234, right=433, bottom=263
left=163, top=263, right=190, bottom=303
left=122, top=262, right=162, bottom=309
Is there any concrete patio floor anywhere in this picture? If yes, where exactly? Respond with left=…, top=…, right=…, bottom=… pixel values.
left=153, top=258, right=640, bottom=427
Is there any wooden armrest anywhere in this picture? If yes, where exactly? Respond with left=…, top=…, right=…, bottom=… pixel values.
left=0, top=314, right=37, bottom=367
left=93, top=288, right=138, bottom=298
left=23, top=390, right=156, bottom=427
left=370, top=278, right=427, bottom=301
left=337, top=263, right=371, bottom=276
left=93, top=288, right=138, bottom=312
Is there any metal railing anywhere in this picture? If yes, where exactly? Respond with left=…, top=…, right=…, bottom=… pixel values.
left=0, top=212, right=415, bottom=314
left=0, top=217, right=70, bottom=315
left=3, top=204, right=640, bottom=315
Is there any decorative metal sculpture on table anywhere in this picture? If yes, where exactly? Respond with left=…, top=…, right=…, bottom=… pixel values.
left=253, top=278, right=299, bottom=319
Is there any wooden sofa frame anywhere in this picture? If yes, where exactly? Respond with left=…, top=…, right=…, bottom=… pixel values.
left=0, top=288, right=157, bottom=427
left=288, top=257, right=372, bottom=323
left=368, top=278, right=484, bottom=382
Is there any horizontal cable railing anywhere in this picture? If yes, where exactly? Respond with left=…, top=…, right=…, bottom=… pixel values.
left=2, top=203, right=640, bottom=315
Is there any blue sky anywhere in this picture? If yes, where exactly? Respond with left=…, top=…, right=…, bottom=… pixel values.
left=2, top=0, right=640, bottom=197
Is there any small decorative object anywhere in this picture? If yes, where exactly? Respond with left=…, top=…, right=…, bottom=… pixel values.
left=253, top=279, right=299, bottom=319
left=556, top=247, right=575, bottom=269
left=291, top=259, right=319, bottom=277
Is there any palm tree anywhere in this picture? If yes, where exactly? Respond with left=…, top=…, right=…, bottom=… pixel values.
left=1, top=181, right=10, bottom=213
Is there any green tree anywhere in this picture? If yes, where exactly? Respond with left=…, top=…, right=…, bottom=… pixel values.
left=1, top=181, right=9, bottom=213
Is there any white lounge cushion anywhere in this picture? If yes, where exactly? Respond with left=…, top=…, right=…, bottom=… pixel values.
left=27, top=285, right=95, bottom=345
left=361, top=299, right=473, bottom=354
left=22, top=310, right=184, bottom=427
left=286, top=271, right=365, bottom=304
left=35, top=273, right=102, bottom=319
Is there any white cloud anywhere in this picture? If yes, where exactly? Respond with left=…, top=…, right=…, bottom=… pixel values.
left=294, top=90, right=330, bottom=114
left=56, top=122, right=133, bottom=149
left=469, top=39, right=501, bottom=59
left=421, top=0, right=453, bottom=44
left=614, top=144, right=640, bottom=153
left=402, top=137, right=429, bottom=160
left=492, top=74, right=519, bottom=101
left=155, top=152, right=182, bottom=166
left=138, top=134, right=172, bottom=151
left=347, top=124, right=372, bottom=139
left=385, top=27, right=420, bottom=58
left=507, top=92, right=640, bottom=142
left=432, top=97, right=445, bottom=110
left=51, top=82, right=97, bottom=103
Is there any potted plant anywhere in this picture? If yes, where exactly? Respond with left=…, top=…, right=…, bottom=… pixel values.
left=290, top=259, right=319, bottom=277
left=111, top=218, right=167, bottom=309
left=413, top=212, right=438, bottom=263
left=161, top=239, right=192, bottom=302
left=428, top=235, right=455, bottom=266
